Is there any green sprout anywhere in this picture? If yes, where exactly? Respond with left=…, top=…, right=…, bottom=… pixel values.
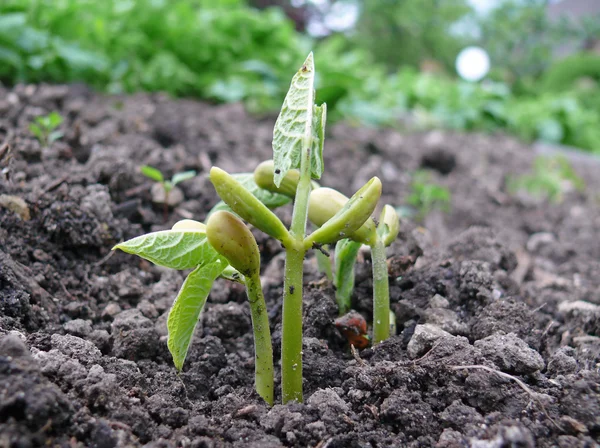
left=140, top=165, right=196, bottom=220
left=210, top=53, right=382, bottom=403
left=507, top=155, right=585, bottom=203
left=113, top=217, right=274, bottom=404
left=29, top=112, right=63, bottom=147
left=406, top=170, right=451, bottom=220
left=113, top=53, right=387, bottom=405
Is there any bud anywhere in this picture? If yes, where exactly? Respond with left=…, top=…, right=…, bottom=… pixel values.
left=210, top=167, right=290, bottom=243
left=306, top=178, right=381, bottom=247
left=172, top=219, right=206, bottom=232
left=206, top=211, right=260, bottom=275
left=378, top=205, right=400, bottom=246
left=254, top=160, right=300, bottom=198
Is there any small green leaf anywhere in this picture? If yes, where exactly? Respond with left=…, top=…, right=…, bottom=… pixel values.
left=140, top=165, right=164, bottom=183
left=334, top=238, right=362, bottom=315
left=28, top=123, right=44, bottom=142
left=46, top=111, right=63, bottom=129
left=113, top=229, right=220, bottom=270
left=210, top=167, right=290, bottom=243
left=48, top=130, right=64, bottom=144
left=168, top=261, right=226, bottom=370
left=272, top=52, right=326, bottom=187
left=171, top=170, right=196, bottom=186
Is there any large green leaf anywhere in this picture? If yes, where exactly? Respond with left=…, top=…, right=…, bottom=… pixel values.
left=272, top=52, right=326, bottom=187
left=113, top=230, right=220, bottom=270
left=167, top=260, right=226, bottom=370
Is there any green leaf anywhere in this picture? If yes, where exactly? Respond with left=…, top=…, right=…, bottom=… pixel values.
left=46, top=112, right=63, bottom=129
left=171, top=170, right=196, bottom=186
left=113, top=229, right=221, bottom=270
left=272, top=52, right=326, bottom=187
left=377, top=204, right=400, bottom=247
left=140, top=165, right=164, bottom=183
left=28, top=123, right=44, bottom=142
left=167, top=261, right=226, bottom=370
left=334, top=238, right=362, bottom=315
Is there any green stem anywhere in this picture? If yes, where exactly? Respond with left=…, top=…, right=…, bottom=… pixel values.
left=281, top=98, right=313, bottom=403
left=371, top=237, right=390, bottom=344
left=246, top=272, right=274, bottom=405
left=282, top=244, right=304, bottom=403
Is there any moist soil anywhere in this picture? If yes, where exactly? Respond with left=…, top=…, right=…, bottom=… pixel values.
left=0, top=84, right=599, bottom=448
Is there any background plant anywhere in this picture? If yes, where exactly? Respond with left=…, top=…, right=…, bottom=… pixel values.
left=28, top=112, right=63, bottom=147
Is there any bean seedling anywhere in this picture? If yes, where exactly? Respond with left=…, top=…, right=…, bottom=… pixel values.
left=113, top=217, right=274, bottom=404
left=113, top=53, right=387, bottom=405
left=140, top=165, right=196, bottom=220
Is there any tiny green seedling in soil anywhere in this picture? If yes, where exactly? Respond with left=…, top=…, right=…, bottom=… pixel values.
left=29, top=112, right=63, bottom=147
left=140, top=165, right=196, bottom=219
left=405, top=170, right=451, bottom=220
left=507, top=155, right=584, bottom=203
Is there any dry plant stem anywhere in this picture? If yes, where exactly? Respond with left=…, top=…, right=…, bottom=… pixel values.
left=450, top=364, right=563, bottom=431
left=246, top=271, right=274, bottom=405
left=371, top=237, right=390, bottom=344
left=281, top=124, right=313, bottom=404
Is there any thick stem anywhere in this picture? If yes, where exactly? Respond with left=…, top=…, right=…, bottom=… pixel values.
left=246, top=272, right=274, bottom=405
left=281, top=244, right=305, bottom=403
left=371, top=237, right=390, bottom=344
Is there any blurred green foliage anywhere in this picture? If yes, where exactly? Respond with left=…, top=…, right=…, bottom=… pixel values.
left=0, top=0, right=599, bottom=153
left=405, top=170, right=452, bottom=220
left=507, top=155, right=585, bottom=202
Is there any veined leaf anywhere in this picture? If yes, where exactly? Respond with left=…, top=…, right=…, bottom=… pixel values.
left=272, top=52, right=326, bottom=187
left=167, top=260, right=226, bottom=370
left=113, top=229, right=220, bottom=270
left=334, top=238, right=362, bottom=315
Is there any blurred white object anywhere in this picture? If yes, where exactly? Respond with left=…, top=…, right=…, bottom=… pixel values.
left=456, top=46, right=490, bottom=82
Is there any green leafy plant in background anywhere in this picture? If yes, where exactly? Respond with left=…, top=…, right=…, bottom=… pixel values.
left=507, top=155, right=585, bottom=203
left=113, top=217, right=274, bottom=405
left=406, top=170, right=452, bottom=220
left=28, top=112, right=63, bottom=147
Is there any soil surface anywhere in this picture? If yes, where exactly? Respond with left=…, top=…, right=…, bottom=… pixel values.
left=1, top=84, right=599, bottom=448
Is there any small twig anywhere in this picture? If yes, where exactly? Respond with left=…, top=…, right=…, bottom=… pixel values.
left=312, top=242, right=330, bottom=257
left=93, top=249, right=116, bottom=268
left=450, top=364, right=563, bottom=431
left=413, top=340, right=443, bottom=364
left=41, top=175, right=68, bottom=194
left=351, top=344, right=366, bottom=367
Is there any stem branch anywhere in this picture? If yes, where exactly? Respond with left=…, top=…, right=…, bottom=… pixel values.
left=372, top=237, right=390, bottom=344
left=246, top=272, right=274, bottom=405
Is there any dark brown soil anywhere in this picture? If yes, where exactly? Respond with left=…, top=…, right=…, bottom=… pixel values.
left=1, top=83, right=599, bottom=448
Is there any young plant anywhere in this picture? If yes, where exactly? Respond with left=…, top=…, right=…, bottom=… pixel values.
left=140, top=165, right=196, bottom=220
left=507, top=155, right=585, bottom=203
left=113, top=217, right=274, bottom=404
left=406, top=170, right=451, bottom=220
left=209, top=53, right=382, bottom=403
left=255, top=160, right=400, bottom=342
left=308, top=189, right=399, bottom=344
left=29, top=112, right=63, bottom=147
